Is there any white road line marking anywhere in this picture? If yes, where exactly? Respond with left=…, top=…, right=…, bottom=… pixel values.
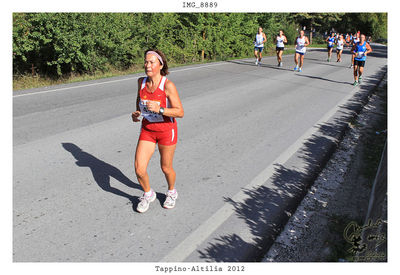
left=12, top=62, right=227, bottom=98
left=13, top=77, right=136, bottom=98
left=161, top=86, right=359, bottom=262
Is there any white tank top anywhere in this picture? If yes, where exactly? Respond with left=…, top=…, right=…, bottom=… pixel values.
left=276, top=35, right=285, bottom=47
left=296, top=36, right=307, bottom=53
left=337, top=39, right=344, bottom=50
left=255, top=33, right=264, bottom=47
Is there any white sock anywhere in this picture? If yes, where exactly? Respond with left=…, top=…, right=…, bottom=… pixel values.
left=167, top=189, right=176, bottom=194
left=145, top=190, right=153, bottom=197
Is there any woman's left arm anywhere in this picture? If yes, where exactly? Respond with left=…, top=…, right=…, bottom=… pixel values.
left=164, top=80, right=184, bottom=118
left=305, top=37, right=310, bottom=46
left=365, top=43, right=373, bottom=55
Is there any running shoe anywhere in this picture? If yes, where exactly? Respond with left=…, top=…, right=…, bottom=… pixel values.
left=294, top=66, right=298, bottom=71
left=255, top=60, right=258, bottom=65
left=280, top=62, right=283, bottom=67
left=163, top=189, right=178, bottom=209
left=298, top=68, right=302, bottom=72
left=353, top=81, right=359, bottom=86
left=358, top=76, right=363, bottom=83
left=137, top=189, right=156, bottom=213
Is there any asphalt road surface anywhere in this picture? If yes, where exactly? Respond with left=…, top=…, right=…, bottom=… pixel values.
left=13, top=44, right=387, bottom=262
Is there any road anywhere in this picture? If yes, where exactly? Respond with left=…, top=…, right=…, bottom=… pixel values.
left=13, top=44, right=387, bottom=262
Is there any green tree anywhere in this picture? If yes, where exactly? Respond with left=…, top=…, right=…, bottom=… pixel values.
left=13, top=12, right=387, bottom=80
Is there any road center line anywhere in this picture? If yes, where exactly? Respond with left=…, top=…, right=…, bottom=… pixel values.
left=161, top=85, right=359, bottom=262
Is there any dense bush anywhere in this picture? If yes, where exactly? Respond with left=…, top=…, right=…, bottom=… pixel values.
left=13, top=13, right=144, bottom=76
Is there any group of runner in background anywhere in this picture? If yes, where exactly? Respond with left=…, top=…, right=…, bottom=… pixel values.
left=254, top=28, right=372, bottom=86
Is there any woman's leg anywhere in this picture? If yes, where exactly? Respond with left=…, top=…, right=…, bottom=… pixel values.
left=353, top=64, right=359, bottom=82
left=299, top=54, right=304, bottom=68
left=278, top=50, right=283, bottom=63
left=135, top=140, right=156, bottom=192
left=358, top=65, right=364, bottom=78
left=158, top=144, right=177, bottom=191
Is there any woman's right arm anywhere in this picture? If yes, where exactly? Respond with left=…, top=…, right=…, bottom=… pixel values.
left=132, top=78, right=142, bottom=122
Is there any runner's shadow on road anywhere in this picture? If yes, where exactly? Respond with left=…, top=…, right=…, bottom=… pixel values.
left=62, top=143, right=163, bottom=212
left=307, top=60, right=351, bottom=69
left=226, top=59, right=293, bottom=72
left=295, top=73, right=351, bottom=85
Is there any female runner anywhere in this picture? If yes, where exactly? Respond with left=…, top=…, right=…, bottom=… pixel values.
left=275, top=30, right=287, bottom=67
left=294, top=30, right=310, bottom=72
left=132, top=49, right=184, bottom=213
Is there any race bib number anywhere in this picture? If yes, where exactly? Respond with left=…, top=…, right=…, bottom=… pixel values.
left=357, top=51, right=365, bottom=58
left=139, top=99, right=164, bottom=122
left=296, top=44, right=305, bottom=53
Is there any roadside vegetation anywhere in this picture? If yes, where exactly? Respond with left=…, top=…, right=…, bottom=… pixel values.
left=13, top=13, right=387, bottom=90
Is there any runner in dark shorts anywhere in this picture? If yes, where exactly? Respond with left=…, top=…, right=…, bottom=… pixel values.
left=351, top=34, right=372, bottom=86
left=275, top=30, right=287, bottom=67
left=326, top=33, right=336, bottom=62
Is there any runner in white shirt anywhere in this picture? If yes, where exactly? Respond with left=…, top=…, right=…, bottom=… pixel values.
left=294, top=30, right=310, bottom=72
left=254, top=27, right=267, bottom=66
left=336, top=34, right=347, bottom=62
left=275, top=30, right=287, bottom=67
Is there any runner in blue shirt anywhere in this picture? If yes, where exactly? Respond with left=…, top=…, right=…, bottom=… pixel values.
left=352, top=34, right=372, bottom=86
left=326, top=33, right=336, bottom=62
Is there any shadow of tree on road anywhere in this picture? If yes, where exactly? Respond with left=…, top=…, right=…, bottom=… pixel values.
left=62, top=143, right=143, bottom=209
left=198, top=163, right=312, bottom=262
left=196, top=65, right=387, bottom=262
